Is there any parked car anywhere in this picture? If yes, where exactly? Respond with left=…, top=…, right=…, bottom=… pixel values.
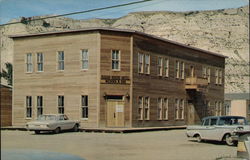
left=26, top=114, right=80, bottom=134
left=186, top=116, right=250, bottom=146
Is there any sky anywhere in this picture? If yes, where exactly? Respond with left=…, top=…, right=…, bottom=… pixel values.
left=0, top=0, right=249, bottom=24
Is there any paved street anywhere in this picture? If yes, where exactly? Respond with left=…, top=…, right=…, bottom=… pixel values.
left=1, top=130, right=237, bottom=160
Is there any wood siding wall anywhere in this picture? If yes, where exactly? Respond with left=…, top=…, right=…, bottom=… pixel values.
left=132, top=35, right=224, bottom=126
left=13, top=32, right=100, bottom=127
left=0, top=87, right=12, bottom=126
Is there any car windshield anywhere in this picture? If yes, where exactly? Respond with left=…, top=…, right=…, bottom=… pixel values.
left=37, top=115, right=57, bottom=121
left=218, top=117, right=246, bottom=125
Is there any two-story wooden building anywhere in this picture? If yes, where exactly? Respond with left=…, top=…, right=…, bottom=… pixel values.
left=10, top=28, right=226, bottom=128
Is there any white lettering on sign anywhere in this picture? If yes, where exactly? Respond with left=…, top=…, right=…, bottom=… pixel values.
left=116, top=105, right=124, bottom=112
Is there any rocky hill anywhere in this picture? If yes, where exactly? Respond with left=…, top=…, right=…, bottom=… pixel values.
left=0, top=6, right=249, bottom=93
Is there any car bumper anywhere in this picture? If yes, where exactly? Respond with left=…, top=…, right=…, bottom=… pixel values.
left=26, top=125, right=55, bottom=131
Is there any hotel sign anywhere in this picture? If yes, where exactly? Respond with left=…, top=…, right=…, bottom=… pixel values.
left=101, top=75, right=130, bottom=85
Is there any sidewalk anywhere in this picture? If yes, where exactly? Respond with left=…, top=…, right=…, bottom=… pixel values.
left=1, top=125, right=186, bottom=133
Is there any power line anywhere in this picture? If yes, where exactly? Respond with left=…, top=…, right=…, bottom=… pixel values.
left=0, top=0, right=154, bottom=27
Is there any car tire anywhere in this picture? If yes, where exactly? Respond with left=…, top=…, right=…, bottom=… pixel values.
left=54, top=127, right=61, bottom=134
left=34, top=131, right=40, bottom=134
left=196, top=135, right=202, bottom=143
left=73, top=124, right=79, bottom=132
left=225, top=134, right=234, bottom=146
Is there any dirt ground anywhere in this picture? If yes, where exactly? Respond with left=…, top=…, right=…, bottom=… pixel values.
left=1, top=129, right=237, bottom=160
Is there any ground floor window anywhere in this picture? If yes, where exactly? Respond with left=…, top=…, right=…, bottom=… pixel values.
left=58, top=95, right=64, bottom=114
left=37, top=96, right=43, bottom=116
left=157, top=98, right=163, bottom=120
left=81, top=95, right=88, bottom=118
left=26, top=96, right=32, bottom=118
left=144, top=97, right=150, bottom=120
left=138, top=97, right=143, bottom=120
left=179, top=99, right=185, bottom=119
left=163, top=98, right=168, bottom=120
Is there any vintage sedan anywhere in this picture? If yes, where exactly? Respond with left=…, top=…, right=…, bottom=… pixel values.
left=186, top=116, right=250, bottom=145
left=26, top=114, right=80, bottom=134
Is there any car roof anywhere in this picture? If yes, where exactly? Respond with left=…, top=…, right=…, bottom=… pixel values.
left=202, top=116, right=245, bottom=120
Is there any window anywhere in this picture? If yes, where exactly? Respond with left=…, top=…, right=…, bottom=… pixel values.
left=144, top=97, right=150, bottom=120
left=163, top=98, right=168, bottom=120
left=144, top=54, right=150, bottom=74
left=26, top=96, right=32, bottom=118
left=203, top=119, right=209, bottom=126
left=138, top=97, right=143, bottom=120
left=112, top=50, right=120, bottom=70
left=215, top=101, right=218, bottom=116
left=37, top=96, right=43, bottom=116
left=175, top=99, right=179, bottom=119
left=175, top=61, right=180, bottom=78
left=157, top=98, right=162, bottom=120
left=81, top=49, right=88, bottom=70
left=215, top=69, right=219, bottom=84
left=219, top=101, right=222, bottom=116
left=202, top=67, right=207, bottom=78
left=164, top=58, right=169, bottom=77
left=26, top=53, right=33, bottom=72
left=207, top=68, right=211, bottom=83
left=37, top=53, right=43, bottom=72
left=58, top=51, right=64, bottom=70
left=81, top=95, right=88, bottom=119
left=210, top=118, right=217, bottom=126
left=138, top=53, right=144, bottom=73
left=179, top=99, right=185, bottom=119
left=157, top=57, right=163, bottom=76
left=180, top=62, right=185, bottom=79
left=58, top=96, right=64, bottom=114
left=218, top=70, right=223, bottom=84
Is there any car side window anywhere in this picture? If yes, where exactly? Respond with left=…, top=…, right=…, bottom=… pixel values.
left=210, top=118, right=217, bottom=126
left=59, top=115, right=64, bottom=120
left=203, top=119, right=209, bottom=126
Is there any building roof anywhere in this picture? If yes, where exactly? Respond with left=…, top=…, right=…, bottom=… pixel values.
left=9, top=27, right=227, bottom=58
left=225, top=93, right=250, bottom=100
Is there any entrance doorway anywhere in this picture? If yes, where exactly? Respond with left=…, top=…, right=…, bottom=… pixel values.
left=106, top=98, right=125, bottom=127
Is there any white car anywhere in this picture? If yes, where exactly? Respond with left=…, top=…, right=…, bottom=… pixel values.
left=186, top=116, right=250, bottom=145
left=26, top=114, right=80, bottom=134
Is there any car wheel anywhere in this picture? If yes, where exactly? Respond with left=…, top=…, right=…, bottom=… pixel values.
left=54, top=127, right=61, bottom=134
left=34, top=131, right=40, bottom=134
left=225, top=134, right=234, bottom=146
left=196, top=135, right=202, bottom=143
left=73, top=124, right=79, bottom=132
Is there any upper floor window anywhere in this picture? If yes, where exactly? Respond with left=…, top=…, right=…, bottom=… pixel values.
left=37, top=96, right=43, bottom=116
left=157, top=57, right=163, bottom=76
left=144, top=54, right=150, bottom=74
left=180, top=62, right=185, bottom=79
left=81, top=95, right=88, bottom=119
left=203, top=66, right=211, bottom=83
left=26, top=53, right=33, bottom=72
left=164, top=58, right=169, bottom=77
left=218, top=70, right=223, bottom=85
left=207, top=68, right=211, bottom=83
left=26, top=96, right=32, bottom=118
left=81, top=49, right=88, bottom=70
left=138, top=53, right=144, bottom=73
left=58, top=51, right=64, bottom=71
left=58, top=95, right=64, bottom=114
left=37, top=53, right=43, bottom=72
left=175, top=61, right=180, bottom=79
left=112, top=50, right=120, bottom=70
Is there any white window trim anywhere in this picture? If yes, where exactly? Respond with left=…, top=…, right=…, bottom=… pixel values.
left=111, top=50, right=120, bottom=71
left=81, top=49, right=89, bottom=70
left=36, top=53, right=44, bottom=72
left=26, top=53, right=33, bottom=73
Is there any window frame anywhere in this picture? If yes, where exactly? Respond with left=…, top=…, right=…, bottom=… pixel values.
left=180, top=62, right=185, bottom=79
left=81, top=49, right=89, bottom=70
left=144, top=54, right=150, bottom=74
left=37, top=96, right=43, bottom=117
left=26, top=96, right=32, bottom=118
left=179, top=99, right=185, bottom=119
left=138, top=97, right=143, bottom=120
left=26, top=53, right=33, bottom=73
left=157, top=57, right=163, bottom=76
left=37, top=53, right=43, bottom=72
left=175, top=60, right=180, bottom=79
left=175, top=99, right=179, bottom=119
left=81, top=95, right=88, bottom=119
left=164, top=58, right=169, bottom=77
left=163, top=98, right=168, bottom=120
left=57, top=51, right=65, bottom=71
left=58, top=95, right=64, bottom=114
left=138, top=53, right=144, bottom=74
left=144, top=97, right=150, bottom=120
left=111, top=50, right=120, bottom=71
left=157, top=98, right=163, bottom=120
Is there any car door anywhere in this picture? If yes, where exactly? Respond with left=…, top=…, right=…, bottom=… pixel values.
left=206, top=118, right=218, bottom=140
left=63, top=115, right=74, bottom=129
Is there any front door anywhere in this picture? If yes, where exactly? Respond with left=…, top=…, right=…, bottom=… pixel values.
left=107, top=100, right=125, bottom=127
